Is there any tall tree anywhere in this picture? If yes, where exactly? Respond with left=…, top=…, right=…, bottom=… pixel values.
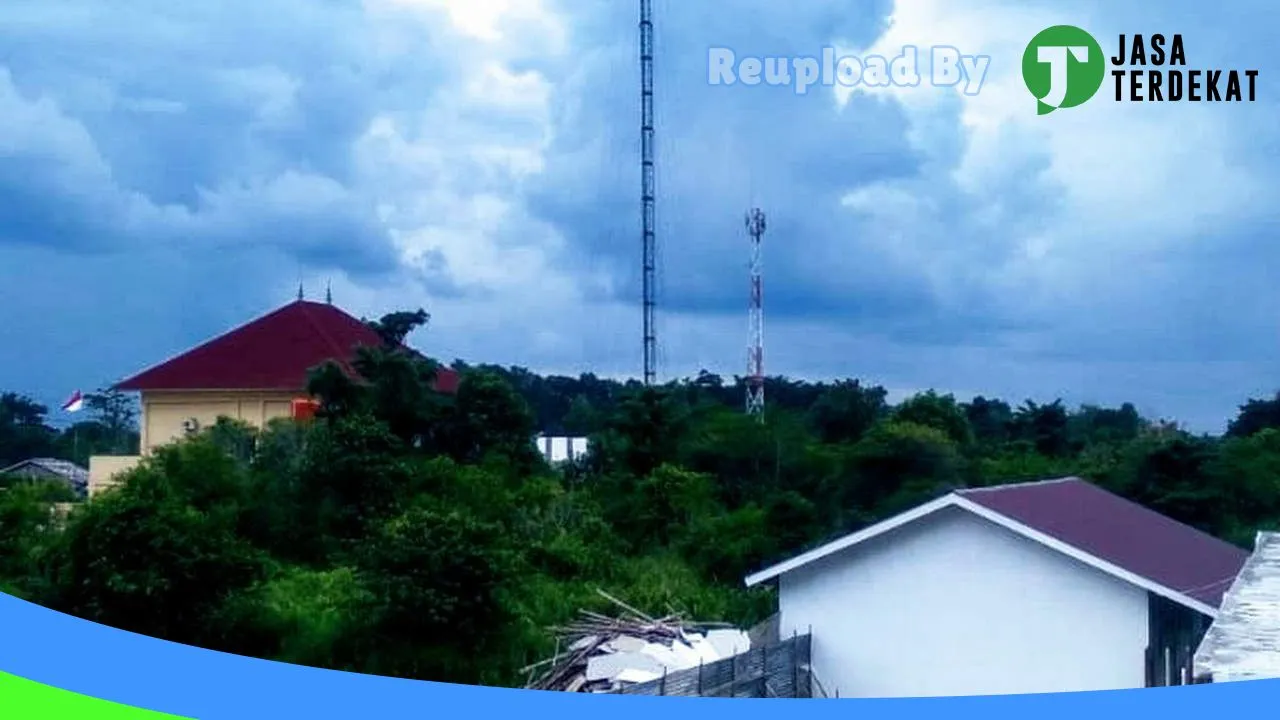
left=367, top=309, right=430, bottom=347
left=808, top=380, right=888, bottom=445
left=1227, top=392, right=1280, bottom=438
left=894, top=391, right=974, bottom=446
left=0, top=393, right=57, bottom=465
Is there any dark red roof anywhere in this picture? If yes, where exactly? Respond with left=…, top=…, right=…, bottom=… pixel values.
left=115, top=300, right=459, bottom=394
left=958, top=478, right=1248, bottom=608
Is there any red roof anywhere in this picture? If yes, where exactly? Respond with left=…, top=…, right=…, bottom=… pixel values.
left=115, top=300, right=459, bottom=394
left=957, top=478, right=1248, bottom=608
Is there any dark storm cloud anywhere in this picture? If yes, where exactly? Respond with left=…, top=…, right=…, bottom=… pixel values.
left=2, top=0, right=1280, bottom=437
left=532, top=12, right=907, bottom=277
left=520, top=0, right=1057, bottom=350
left=0, top=0, right=457, bottom=276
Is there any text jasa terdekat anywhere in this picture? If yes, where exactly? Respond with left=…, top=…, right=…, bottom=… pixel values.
left=1111, top=34, right=1258, bottom=102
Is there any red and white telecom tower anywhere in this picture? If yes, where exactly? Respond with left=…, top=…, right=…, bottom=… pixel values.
left=745, top=208, right=766, bottom=418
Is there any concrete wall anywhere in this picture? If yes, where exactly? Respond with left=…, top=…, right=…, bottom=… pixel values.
left=89, top=389, right=301, bottom=495
left=87, top=455, right=143, bottom=496
left=140, top=390, right=297, bottom=454
left=776, top=506, right=1150, bottom=698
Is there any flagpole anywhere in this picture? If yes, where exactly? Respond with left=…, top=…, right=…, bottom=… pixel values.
left=62, top=390, right=85, bottom=462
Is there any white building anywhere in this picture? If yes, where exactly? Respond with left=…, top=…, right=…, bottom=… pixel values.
left=744, top=477, right=1248, bottom=698
left=534, top=435, right=589, bottom=464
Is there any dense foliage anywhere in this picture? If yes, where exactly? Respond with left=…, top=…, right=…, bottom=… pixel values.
left=3, top=312, right=1280, bottom=686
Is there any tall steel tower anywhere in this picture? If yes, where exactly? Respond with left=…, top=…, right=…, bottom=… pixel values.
left=746, top=208, right=766, bottom=418
left=639, top=0, right=657, bottom=386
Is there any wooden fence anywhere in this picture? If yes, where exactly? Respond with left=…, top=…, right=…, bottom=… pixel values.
left=616, top=633, right=818, bottom=698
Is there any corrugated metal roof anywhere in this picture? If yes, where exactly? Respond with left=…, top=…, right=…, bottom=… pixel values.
left=0, top=457, right=88, bottom=484
left=1194, top=532, right=1280, bottom=681
left=957, top=478, right=1247, bottom=608
left=747, top=477, right=1248, bottom=615
left=0, top=458, right=88, bottom=498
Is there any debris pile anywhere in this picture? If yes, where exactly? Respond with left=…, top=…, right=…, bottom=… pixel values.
left=524, top=590, right=752, bottom=693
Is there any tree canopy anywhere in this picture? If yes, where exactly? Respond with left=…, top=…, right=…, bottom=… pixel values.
left=2, top=310, right=1280, bottom=686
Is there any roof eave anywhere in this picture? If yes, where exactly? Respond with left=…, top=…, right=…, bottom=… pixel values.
left=744, top=494, right=962, bottom=587
left=742, top=492, right=1221, bottom=618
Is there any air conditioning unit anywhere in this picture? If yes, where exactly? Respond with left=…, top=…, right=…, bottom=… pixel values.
left=181, top=417, right=200, bottom=434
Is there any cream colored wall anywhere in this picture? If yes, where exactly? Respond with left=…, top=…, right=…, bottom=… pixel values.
left=88, top=455, right=143, bottom=496
left=89, top=390, right=301, bottom=497
left=140, top=390, right=298, bottom=453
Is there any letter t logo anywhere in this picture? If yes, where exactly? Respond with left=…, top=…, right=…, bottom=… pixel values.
left=1021, top=25, right=1106, bottom=115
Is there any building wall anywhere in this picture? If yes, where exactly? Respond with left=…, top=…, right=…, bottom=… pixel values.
left=776, top=506, right=1151, bottom=698
left=140, top=390, right=299, bottom=454
left=534, top=436, right=589, bottom=464
left=89, top=389, right=301, bottom=495
left=87, top=455, right=143, bottom=496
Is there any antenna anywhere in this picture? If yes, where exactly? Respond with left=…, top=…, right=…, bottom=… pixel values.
left=640, top=0, right=657, bottom=386
left=746, top=208, right=766, bottom=419
left=325, top=280, right=332, bottom=305
left=297, top=281, right=304, bottom=301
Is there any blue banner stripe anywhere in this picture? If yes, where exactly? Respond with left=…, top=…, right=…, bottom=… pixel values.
left=2, top=591, right=1277, bottom=718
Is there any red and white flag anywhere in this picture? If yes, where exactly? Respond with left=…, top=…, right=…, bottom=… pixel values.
left=61, top=390, right=84, bottom=413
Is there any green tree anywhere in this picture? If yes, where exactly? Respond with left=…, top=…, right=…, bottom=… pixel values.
left=215, top=565, right=374, bottom=671
left=593, top=387, right=689, bottom=478
left=0, top=481, right=72, bottom=599
left=1113, top=434, right=1221, bottom=534
left=629, top=464, right=720, bottom=547
left=562, top=395, right=600, bottom=435
left=844, top=421, right=963, bottom=521
left=0, top=393, right=57, bottom=466
left=367, top=309, right=430, bottom=346
left=85, top=388, right=140, bottom=454
left=48, top=462, right=267, bottom=647
left=1012, top=400, right=1072, bottom=457
left=352, top=502, right=521, bottom=684
left=298, top=413, right=411, bottom=556
left=1227, top=392, right=1280, bottom=438
left=1070, top=403, right=1143, bottom=446
left=440, top=370, right=540, bottom=468
left=808, top=380, right=887, bottom=445
left=1208, top=428, right=1280, bottom=544
left=964, top=396, right=1013, bottom=446
left=894, top=390, right=974, bottom=446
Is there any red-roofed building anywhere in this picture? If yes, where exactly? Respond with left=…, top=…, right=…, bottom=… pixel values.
left=88, top=299, right=458, bottom=494
left=744, top=477, right=1250, bottom=698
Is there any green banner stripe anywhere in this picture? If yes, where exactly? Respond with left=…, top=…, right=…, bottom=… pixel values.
left=0, top=671, right=192, bottom=719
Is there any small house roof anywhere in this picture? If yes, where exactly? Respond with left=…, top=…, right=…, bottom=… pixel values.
left=0, top=458, right=89, bottom=491
left=745, top=477, right=1248, bottom=617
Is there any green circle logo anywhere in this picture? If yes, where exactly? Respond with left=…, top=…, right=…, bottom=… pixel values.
left=1022, top=25, right=1106, bottom=115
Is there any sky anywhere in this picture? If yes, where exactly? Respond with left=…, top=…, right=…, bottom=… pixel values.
left=0, top=0, right=1277, bottom=434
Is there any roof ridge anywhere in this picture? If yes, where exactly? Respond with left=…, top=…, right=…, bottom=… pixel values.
left=957, top=476, right=1082, bottom=494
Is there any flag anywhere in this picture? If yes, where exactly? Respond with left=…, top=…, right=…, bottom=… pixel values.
left=62, top=390, right=84, bottom=413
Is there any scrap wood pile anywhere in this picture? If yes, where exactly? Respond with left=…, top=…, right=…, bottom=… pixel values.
left=523, top=589, right=751, bottom=693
